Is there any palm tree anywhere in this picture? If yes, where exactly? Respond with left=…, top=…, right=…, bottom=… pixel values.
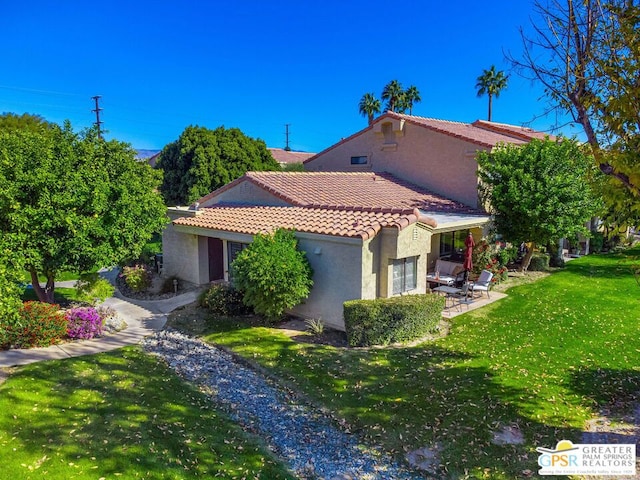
left=358, top=93, right=381, bottom=125
left=381, top=80, right=404, bottom=112
left=404, top=85, right=421, bottom=115
left=475, top=66, right=508, bottom=121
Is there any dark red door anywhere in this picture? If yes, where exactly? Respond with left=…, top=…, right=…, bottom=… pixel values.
left=208, top=238, right=224, bottom=281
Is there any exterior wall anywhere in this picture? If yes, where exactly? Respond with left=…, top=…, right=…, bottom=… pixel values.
left=378, top=226, right=431, bottom=297
left=306, top=122, right=489, bottom=208
left=201, top=181, right=291, bottom=207
left=292, top=234, right=363, bottom=331
left=162, top=221, right=210, bottom=284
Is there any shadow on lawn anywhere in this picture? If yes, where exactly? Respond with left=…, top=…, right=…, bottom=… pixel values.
left=568, top=366, right=640, bottom=413
left=205, top=320, right=585, bottom=478
left=0, top=347, right=293, bottom=479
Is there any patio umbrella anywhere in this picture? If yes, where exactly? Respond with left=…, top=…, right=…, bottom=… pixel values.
left=463, top=232, right=475, bottom=282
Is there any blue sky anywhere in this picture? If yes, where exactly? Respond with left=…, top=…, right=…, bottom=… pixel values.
left=0, top=0, right=583, bottom=153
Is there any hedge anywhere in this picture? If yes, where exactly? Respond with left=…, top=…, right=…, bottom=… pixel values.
left=344, top=294, right=445, bottom=347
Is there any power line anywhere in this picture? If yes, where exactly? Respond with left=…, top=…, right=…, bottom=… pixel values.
left=91, top=95, right=103, bottom=139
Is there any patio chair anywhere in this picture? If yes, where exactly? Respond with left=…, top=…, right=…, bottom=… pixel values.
left=453, top=282, right=473, bottom=310
left=470, top=270, right=493, bottom=298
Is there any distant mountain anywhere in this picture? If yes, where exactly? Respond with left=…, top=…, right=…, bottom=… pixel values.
left=135, top=149, right=161, bottom=159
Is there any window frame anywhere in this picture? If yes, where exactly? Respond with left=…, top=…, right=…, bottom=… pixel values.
left=392, top=256, right=418, bottom=295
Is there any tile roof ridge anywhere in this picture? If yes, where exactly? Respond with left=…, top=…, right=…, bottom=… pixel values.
left=391, top=112, right=470, bottom=126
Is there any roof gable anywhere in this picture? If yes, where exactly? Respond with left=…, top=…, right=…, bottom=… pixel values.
left=304, top=112, right=551, bottom=164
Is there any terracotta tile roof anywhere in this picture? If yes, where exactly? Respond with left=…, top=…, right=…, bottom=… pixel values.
left=391, top=113, right=531, bottom=148
left=173, top=204, right=432, bottom=240
left=237, top=171, right=476, bottom=213
left=304, top=112, right=551, bottom=163
left=471, top=120, right=555, bottom=142
left=268, top=148, right=315, bottom=164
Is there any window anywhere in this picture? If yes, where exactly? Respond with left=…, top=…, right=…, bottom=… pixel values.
left=227, top=241, right=248, bottom=278
left=350, top=156, right=368, bottom=165
left=439, top=231, right=467, bottom=258
left=392, top=256, right=417, bottom=294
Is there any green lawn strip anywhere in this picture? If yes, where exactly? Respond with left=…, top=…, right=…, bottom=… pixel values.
left=20, top=287, right=78, bottom=303
left=197, top=249, right=640, bottom=479
left=20, top=271, right=87, bottom=284
left=0, top=347, right=295, bottom=480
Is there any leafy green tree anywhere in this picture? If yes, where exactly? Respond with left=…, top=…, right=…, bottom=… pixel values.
left=0, top=112, right=51, bottom=133
left=477, top=138, right=598, bottom=271
left=475, top=65, right=508, bottom=121
left=156, top=125, right=280, bottom=205
left=511, top=0, right=640, bottom=202
left=404, top=85, right=421, bottom=115
left=381, top=80, right=405, bottom=113
left=358, top=93, right=381, bottom=125
left=0, top=241, right=24, bottom=330
left=0, top=122, right=167, bottom=303
left=231, top=229, right=313, bottom=320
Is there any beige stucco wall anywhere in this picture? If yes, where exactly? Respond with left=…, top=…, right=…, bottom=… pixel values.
left=162, top=221, right=210, bottom=285
left=201, top=181, right=291, bottom=207
left=292, top=234, right=364, bottom=330
left=306, top=121, right=489, bottom=208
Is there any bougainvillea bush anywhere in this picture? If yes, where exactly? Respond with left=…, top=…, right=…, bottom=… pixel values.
left=66, top=306, right=103, bottom=339
left=472, top=240, right=509, bottom=283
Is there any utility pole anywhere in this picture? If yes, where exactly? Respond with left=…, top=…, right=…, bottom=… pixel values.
left=284, top=124, right=291, bottom=151
left=91, top=95, right=103, bottom=139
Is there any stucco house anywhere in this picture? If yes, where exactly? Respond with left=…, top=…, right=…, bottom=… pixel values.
left=162, top=171, right=489, bottom=330
left=162, top=113, right=550, bottom=330
left=304, top=111, right=551, bottom=270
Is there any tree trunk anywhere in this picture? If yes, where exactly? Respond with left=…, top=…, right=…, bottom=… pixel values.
left=488, top=94, right=493, bottom=121
left=519, top=242, right=536, bottom=272
left=29, top=267, right=55, bottom=303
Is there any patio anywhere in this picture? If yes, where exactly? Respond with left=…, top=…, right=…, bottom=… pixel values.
left=439, top=290, right=507, bottom=318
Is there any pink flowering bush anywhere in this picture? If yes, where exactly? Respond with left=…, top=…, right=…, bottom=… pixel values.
left=66, top=306, right=103, bottom=340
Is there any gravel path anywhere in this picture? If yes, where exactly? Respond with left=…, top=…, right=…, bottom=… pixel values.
left=142, top=329, right=422, bottom=480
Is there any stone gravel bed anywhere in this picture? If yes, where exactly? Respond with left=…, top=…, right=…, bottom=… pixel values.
left=142, top=329, right=422, bottom=480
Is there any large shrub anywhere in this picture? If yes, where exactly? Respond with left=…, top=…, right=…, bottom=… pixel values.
left=200, top=283, right=252, bottom=316
left=121, top=264, right=152, bottom=292
left=528, top=253, right=550, bottom=271
left=472, top=240, right=509, bottom=283
left=4, top=302, right=67, bottom=349
left=344, top=294, right=445, bottom=347
left=66, top=306, right=103, bottom=339
left=76, top=273, right=115, bottom=305
left=231, top=229, right=313, bottom=320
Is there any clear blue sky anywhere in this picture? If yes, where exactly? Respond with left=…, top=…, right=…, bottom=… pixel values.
left=0, top=0, right=583, bottom=153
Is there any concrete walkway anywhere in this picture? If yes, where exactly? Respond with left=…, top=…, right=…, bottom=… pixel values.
left=0, top=289, right=201, bottom=368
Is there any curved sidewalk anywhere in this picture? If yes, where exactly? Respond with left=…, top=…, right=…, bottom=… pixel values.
left=0, top=290, right=201, bottom=368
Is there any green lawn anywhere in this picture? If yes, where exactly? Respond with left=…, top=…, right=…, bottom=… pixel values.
left=20, top=287, right=78, bottom=304
left=189, top=248, right=640, bottom=479
left=0, top=347, right=294, bottom=479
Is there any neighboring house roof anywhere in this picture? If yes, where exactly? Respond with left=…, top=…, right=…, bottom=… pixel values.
left=304, top=112, right=553, bottom=164
left=268, top=148, right=315, bottom=164
left=173, top=204, right=431, bottom=240
left=200, top=171, right=478, bottom=214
